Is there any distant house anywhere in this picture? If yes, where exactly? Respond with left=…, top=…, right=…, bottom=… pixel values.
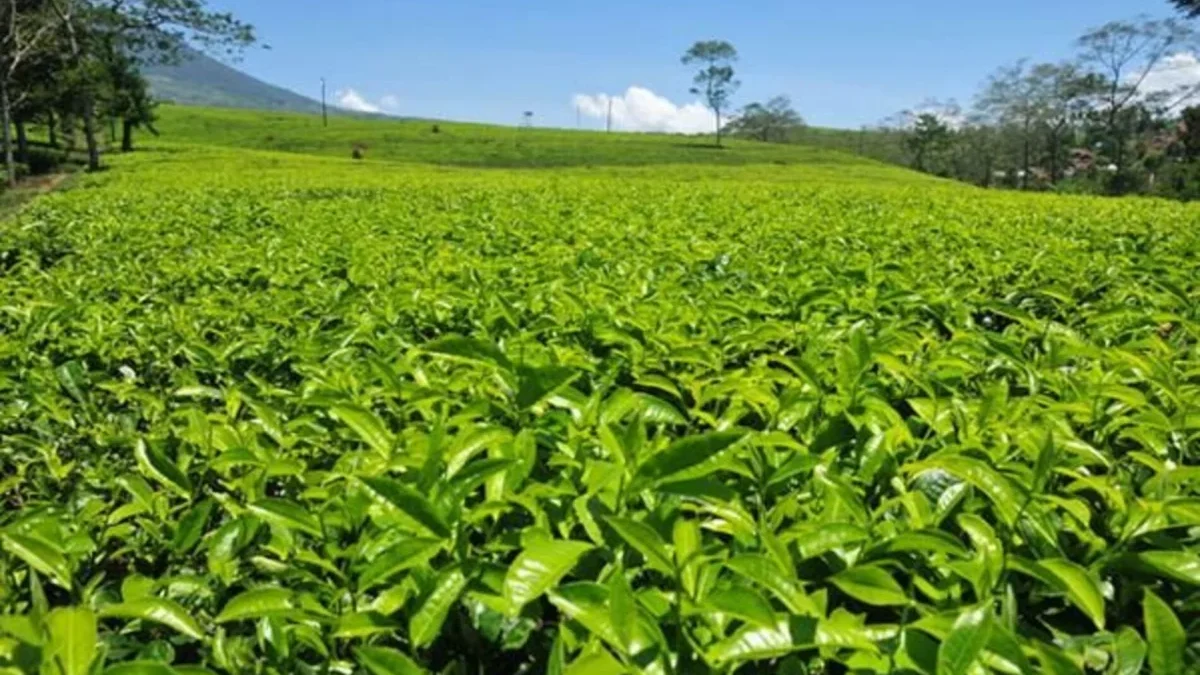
left=1070, top=148, right=1096, bottom=172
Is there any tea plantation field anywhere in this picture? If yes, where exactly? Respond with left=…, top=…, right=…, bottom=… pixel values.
left=1, top=129, right=1199, bottom=675
left=150, top=105, right=924, bottom=173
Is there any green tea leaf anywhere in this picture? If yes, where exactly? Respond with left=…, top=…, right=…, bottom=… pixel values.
left=99, top=598, right=205, bottom=640
left=503, top=540, right=593, bottom=611
left=830, top=565, right=909, bottom=607
left=1144, top=589, right=1184, bottom=675
left=247, top=498, right=323, bottom=537
left=1036, top=559, right=1106, bottom=630
left=332, top=405, right=395, bottom=456
left=410, top=566, right=468, bottom=648
left=134, top=439, right=192, bottom=498
left=1134, top=550, right=1200, bottom=586
left=604, top=517, right=673, bottom=574
left=547, top=583, right=621, bottom=648
left=355, top=646, right=427, bottom=675
left=44, top=606, right=97, bottom=675
left=516, top=365, right=578, bottom=409
left=357, top=538, right=443, bottom=591
left=422, top=335, right=512, bottom=371
left=334, top=611, right=401, bottom=639
left=1, top=532, right=72, bottom=590
left=607, top=572, right=635, bottom=653
left=791, top=523, right=868, bottom=559
left=634, top=430, right=747, bottom=486
left=102, top=663, right=177, bottom=675
left=1111, top=626, right=1147, bottom=675
left=725, top=555, right=814, bottom=615
left=705, top=587, right=776, bottom=627
left=708, top=617, right=819, bottom=664
left=214, top=587, right=296, bottom=623
left=171, top=499, right=215, bottom=554
left=360, top=476, right=451, bottom=538
left=937, top=604, right=992, bottom=675
left=563, top=648, right=625, bottom=675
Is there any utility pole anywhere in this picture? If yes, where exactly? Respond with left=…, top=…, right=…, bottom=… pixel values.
left=606, top=98, right=613, bottom=133
left=576, top=104, right=580, bottom=129
left=321, top=78, right=328, bottom=127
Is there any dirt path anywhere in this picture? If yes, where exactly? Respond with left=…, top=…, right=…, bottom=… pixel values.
left=22, top=172, right=71, bottom=194
left=0, top=172, right=74, bottom=220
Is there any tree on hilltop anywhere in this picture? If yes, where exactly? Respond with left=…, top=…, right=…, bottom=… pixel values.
left=726, top=95, right=804, bottom=143
left=682, top=40, right=739, bottom=146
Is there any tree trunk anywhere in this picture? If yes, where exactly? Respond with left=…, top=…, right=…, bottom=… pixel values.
left=109, top=116, right=117, bottom=143
left=16, top=119, right=28, bottom=164
left=715, top=108, right=722, bottom=147
left=83, top=99, right=101, bottom=171
left=1, top=80, right=15, bottom=188
left=57, top=11, right=99, bottom=170
left=1108, top=127, right=1118, bottom=171
left=1022, top=117, right=1030, bottom=190
left=1108, top=100, right=1119, bottom=171
left=48, top=110, right=58, bottom=147
left=59, top=114, right=75, bottom=161
left=1049, top=129, right=1060, bottom=184
left=121, top=119, right=133, bottom=152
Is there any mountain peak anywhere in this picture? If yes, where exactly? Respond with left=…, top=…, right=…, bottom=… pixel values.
left=143, top=49, right=345, bottom=116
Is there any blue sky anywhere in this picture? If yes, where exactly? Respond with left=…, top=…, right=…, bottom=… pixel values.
left=220, top=0, right=1181, bottom=130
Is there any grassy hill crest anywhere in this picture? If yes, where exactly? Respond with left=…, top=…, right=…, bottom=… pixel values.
left=151, top=104, right=935, bottom=185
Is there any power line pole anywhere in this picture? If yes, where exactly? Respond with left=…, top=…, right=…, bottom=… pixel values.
left=606, top=98, right=613, bottom=133
left=321, top=78, right=328, bottom=127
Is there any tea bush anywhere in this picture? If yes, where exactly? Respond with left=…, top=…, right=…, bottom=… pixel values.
left=0, top=146, right=1198, bottom=674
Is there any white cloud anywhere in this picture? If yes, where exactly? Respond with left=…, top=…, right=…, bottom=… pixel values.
left=337, top=88, right=381, bottom=113
left=572, top=86, right=716, bottom=133
left=336, top=89, right=401, bottom=114
left=1139, top=52, right=1200, bottom=98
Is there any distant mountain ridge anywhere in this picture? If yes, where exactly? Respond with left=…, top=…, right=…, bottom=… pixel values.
left=144, top=49, right=369, bottom=116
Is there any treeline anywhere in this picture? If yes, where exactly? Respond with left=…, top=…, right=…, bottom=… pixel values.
left=0, top=0, right=253, bottom=187
left=728, top=13, right=1200, bottom=200
left=886, top=15, right=1200, bottom=199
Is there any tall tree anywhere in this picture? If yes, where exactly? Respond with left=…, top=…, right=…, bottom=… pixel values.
left=1, top=0, right=56, bottom=187
left=977, top=61, right=1100, bottom=186
left=904, top=113, right=951, bottom=173
left=1076, top=17, right=1194, bottom=170
left=976, top=61, right=1042, bottom=189
left=99, top=45, right=156, bottom=151
left=45, top=0, right=254, bottom=171
left=956, top=121, right=1001, bottom=187
left=681, top=40, right=739, bottom=146
left=1032, top=63, right=1101, bottom=182
left=1173, top=0, right=1200, bottom=17
left=726, top=95, right=804, bottom=142
left=1180, top=105, right=1200, bottom=160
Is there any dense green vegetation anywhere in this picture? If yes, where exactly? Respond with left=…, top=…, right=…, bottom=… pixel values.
left=1, top=131, right=1199, bottom=674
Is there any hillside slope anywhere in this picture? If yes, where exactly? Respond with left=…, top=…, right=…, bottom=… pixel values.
left=140, top=52, right=917, bottom=167
left=143, top=50, right=327, bottom=114
left=151, top=105, right=938, bottom=183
